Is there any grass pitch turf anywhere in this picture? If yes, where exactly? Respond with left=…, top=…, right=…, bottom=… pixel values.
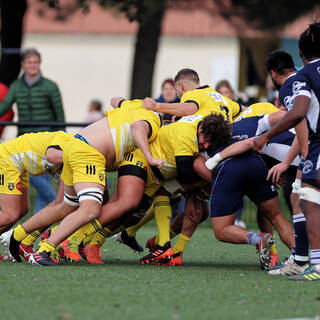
left=0, top=225, right=319, bottom=320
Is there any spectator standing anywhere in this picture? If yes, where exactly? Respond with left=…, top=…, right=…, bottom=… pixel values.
left=0, top=83, right=14, bottom=139
left=0, top=48, right=65, bottom=214
left=83, top=99, right=104, bottom=123
left=155, top=78, right=179, bottom=124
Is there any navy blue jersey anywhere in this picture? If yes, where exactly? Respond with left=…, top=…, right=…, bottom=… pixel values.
left=209, top=115, right=297, bottom=164
left=279, top=73, right=297, bottom=111
left=293, top=59, right=320, bottom=140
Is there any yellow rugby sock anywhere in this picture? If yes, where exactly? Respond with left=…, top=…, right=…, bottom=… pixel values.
left=13, top=224, right=28, bottom=242
left=270, top=243, right=278, bottom=255
left=154, top=195, right=171, bottom=246
left=126, top=205, right=155, bottom=237
left=173, top=234, right=190, bottom=254
left=21, top=231, right=41, bottom=246
left=153, top=225, right=177, bottom=245
left=38, top=239, right=56, bottom=254
left=90, top=227, right=117, bottom=247
left=82, top=233, right=95, bottom=246
left=68, top=219, right=102, bottom=244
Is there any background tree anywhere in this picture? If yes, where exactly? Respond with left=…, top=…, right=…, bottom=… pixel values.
left=14, top=0, right=320, bottom=98
left=0, top=0, right=27, bottom=86
left=37, top=0, right=167, bottom=98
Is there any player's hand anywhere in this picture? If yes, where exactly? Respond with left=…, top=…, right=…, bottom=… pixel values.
left=253, top=134, right=269, bottom=153
left=267, top=162, right=289, bottom=184
left=148, top=157, right=164, bottom=169
left=143, top=97, right=157, bottom=111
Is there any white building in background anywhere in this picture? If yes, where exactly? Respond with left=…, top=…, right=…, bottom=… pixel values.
left=3, top=0, right=318, bottom=138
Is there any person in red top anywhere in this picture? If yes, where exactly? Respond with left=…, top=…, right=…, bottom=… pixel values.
left=0, top=83, right=14, bottom=139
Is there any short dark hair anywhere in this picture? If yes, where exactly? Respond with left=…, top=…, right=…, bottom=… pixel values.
left=299, top=22, right=320, bottom=60
left=90, top=99, right=102, bottom=111
left=21, top=48, right=41, bottom=62
left=201, top=113, right=232, bottom=150
left=266, top=50, right=295, bottom=75
left=174, top=68, right=200, bottom=84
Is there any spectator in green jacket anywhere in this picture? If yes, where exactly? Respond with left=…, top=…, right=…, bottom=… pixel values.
left=0, top=48, right=65, bottom=136
left=0, top=48, right=65, bottom=215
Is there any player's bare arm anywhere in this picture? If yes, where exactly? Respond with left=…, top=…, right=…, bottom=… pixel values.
left=143, top=97, right=197, bottom=116
left=205, top=137, right=255, bottom=170
left=130, top=120, right=164, bottom=169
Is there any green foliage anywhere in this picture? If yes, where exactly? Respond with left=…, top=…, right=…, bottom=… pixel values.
left=217, top=0, right=319, bottom=31
left=37, top=0, right=168, bottom=24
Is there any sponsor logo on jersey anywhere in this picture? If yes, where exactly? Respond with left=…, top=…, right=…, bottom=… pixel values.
left=232, top=134, right=249, bottom=140
left=8, top=183, right=14, bottom=191
left=292, top=81, right=306, bottom=93
left=179, top=114, right=202, bottom=123
left=283, top=95, right=295, bottom=111
left=302, top=160, right=313, bottom=174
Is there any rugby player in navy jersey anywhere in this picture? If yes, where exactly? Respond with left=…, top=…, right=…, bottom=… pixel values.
left=264, top=50, right=310, bottom=275
left=254, top=22, right=320, bottom=281
left=191, top=112, right=295, bottom=269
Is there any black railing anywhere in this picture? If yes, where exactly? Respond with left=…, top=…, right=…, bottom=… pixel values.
left=0, top=121, right=90, bottom=127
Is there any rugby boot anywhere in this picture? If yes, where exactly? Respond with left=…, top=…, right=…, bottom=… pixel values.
left=256, top=232, right=274, bottom=270
left=140, top=242, right=172, bottom=264
left=30, top=251, right=60, bottom=266
left=83, top=244, right=104, bottom=264
left=19, top=243, right=34, bottom=262
left=156, top=251, right=182, bottom=266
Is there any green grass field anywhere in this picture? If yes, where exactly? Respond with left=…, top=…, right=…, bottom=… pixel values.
left=1, top=223, right=320, bottom=320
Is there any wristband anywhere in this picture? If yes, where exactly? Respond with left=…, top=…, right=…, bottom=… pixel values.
left=205, top=153, right=223, bottom=170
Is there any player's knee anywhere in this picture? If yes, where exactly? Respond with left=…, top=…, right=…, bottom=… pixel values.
left=214, top=229, right=226, bottom=242
left=2, top=211, right=20, bottom=225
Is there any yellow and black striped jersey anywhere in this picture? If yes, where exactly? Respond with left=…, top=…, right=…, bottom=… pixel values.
left=107, top=99, right=162, bottom=165
left=234, top=102, right=279, bottom=122
left=0, top=131, right=71, bottom=176
left=149, top=114, right=203, bottom=180
left=181, top=85, right=242, bottom=122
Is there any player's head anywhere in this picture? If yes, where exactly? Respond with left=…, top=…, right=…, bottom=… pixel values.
left=299, top=22, right=320, bottom=63
left=174, top=68, right=200, bottom=98
left=266, top=50, right=295, bottom=89
left=198, top=113, right=232, bottom=151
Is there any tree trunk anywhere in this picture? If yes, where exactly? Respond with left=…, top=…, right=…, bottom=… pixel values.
left=0, top=0, right=27, bottom=86
left=130, top=1, right=166, bottom=99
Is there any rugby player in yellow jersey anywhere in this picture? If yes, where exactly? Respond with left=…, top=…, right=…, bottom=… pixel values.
left=234, top=102, right=279, bottom=122
left=63, top=113, right=232, bottom=264
left=143, top=68, right=243, bottom=121
left=135, top=68, right=242, bottom=257
left=3, top=99, right=162, bottom=265
left=0, top=131, right=70, bottom=260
